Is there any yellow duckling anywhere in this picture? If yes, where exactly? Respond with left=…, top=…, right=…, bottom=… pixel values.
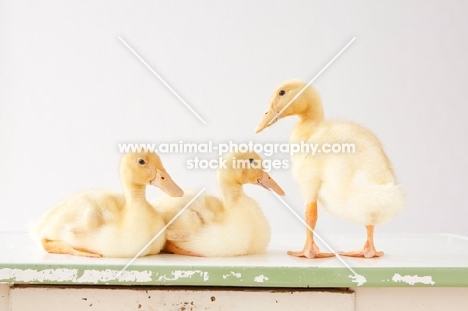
left=32, top=152, right=183, bottom=258
left=255, top=80, right=405, bottom=258
left=152, top=152, right=285, bottom=257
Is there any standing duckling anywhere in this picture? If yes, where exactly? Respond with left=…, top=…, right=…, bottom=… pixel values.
left=152, top=152, right=285, bottom=257
left=32, top=151, right=183, bottom=258
left=255, top=80, right=405, bottom=258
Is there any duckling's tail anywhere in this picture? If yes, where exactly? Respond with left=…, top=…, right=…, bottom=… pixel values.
left=346, top=183, right=406, bottom=226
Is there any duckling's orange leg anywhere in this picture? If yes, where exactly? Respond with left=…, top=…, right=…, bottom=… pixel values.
left=163, top=241, right=204, bottom=257
left=339, top=225, right=384, bottom=258
left=287, top=201, right=335, bottom=259
left=41, top=239, right=101, bottom=258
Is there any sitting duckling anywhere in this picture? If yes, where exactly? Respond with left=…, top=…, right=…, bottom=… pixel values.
left=255, top=80, right=405, bottom=258
left=152, top=152, right=285, bottom=257
left=32, top=151, right=183, bottom=258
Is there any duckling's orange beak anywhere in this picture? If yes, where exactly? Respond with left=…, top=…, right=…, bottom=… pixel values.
left=151, top=169, right=184, bottom=197
left=256, top=171, right=285, bottom=196
left=255, top=108, right=278, bottom=134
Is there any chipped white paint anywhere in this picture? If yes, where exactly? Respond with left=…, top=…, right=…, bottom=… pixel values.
left=76, top=269, right=152, bottom=283
left=392, top=273, right=435, bottom=286
left=157, top=270, right=209, bottom=282
left=254, top=275, right=269, bottom=283
left=0, top=268, right=78, bottom=283
left=349, top=274, right=367, bottom=286
left=222, top=271, right=242, bottom=280
left=0, top=268, right=152, bottom=284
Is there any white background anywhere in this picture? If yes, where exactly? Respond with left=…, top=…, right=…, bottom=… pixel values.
left=1, top=1, right=467, bottom=241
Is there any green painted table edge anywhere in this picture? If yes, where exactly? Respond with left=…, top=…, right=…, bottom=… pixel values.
left=1, top=263, right=467, bottom=288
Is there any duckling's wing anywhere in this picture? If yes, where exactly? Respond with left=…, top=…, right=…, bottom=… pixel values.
left=32, top=190, right=124, bottom=241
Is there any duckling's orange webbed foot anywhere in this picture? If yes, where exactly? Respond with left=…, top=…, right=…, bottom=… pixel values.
left=339, top=246, right=384, bottom=258
left=163, top=241, right=204, bottom=257
left=339, top=225, right=384, bottom=258
left=289, top=201, right=335, bottom=259
left=287, top=242, right=335, bottom=259
left=41, top=239, right=102, bottom=258
left=339, top=239, right=384, bottom=258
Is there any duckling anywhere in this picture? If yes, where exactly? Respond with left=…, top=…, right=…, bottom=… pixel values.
left=255, top=80, right=405, bottom=258
left=32, top=152, right=183, bottom=258
left=152, top=152, right=285, bottom=257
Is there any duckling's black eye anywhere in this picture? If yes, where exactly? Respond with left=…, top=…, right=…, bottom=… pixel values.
left=279, top=90, right=285, bottom=96
left=249, top=158, right=254, bottom=163
left=138, top=158, right=146, bottom=165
